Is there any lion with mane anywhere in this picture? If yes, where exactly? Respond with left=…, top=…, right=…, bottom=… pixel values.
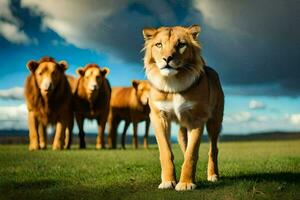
left=24, top=56, right=73, bottom=150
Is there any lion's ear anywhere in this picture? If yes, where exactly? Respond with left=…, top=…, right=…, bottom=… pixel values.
left=76, top=67, right=85, bottom=76
left=26, top=60, right=38, bottom=72
left=143, top=28, right=157, bottom=40
left=59, top=60, right=68, bottom=71
left=188, top=25, right=201, bottom=40
left=132, top=80, right=140, bottom=90
left=101, top=67, right=110, bottom=77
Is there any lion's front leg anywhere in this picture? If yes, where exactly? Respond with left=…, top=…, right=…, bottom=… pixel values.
left=52, top=121, right=66, bottom=150
left=64, top=114, right=74, bottom=150
left=175, top=124, right=204, bottom=191
left=38, top=123, right=47, bottom=150
left=150, top=111, right=176, bottom=189
left=96, top=118, right=107, bottom=149
left=28, top=111, right=39, bottom=151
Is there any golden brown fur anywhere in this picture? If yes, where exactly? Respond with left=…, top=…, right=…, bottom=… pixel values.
left=107, top=80, right=151, bottom=149
left=24, top=56, right=73, bottom=150
left=73, top=64, right=111, bottom=149
left=143, top=25, right=204, bottom=93
left=143, top=25, right=224, bottom=190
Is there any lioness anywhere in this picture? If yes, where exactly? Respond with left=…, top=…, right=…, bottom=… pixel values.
left=107, top=80, right=151, bottom=149
left=143, top=25, right=224, bottom=190
left=24, top=56, right=73, bottom=150
left=73, top=64, right=111, bottom=149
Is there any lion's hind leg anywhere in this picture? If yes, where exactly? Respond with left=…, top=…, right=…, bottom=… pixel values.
left=206, top=116, right=222, bottom=182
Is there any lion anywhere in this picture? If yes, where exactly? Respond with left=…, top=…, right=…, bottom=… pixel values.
left=24, top=56, right=73, bottom=151
left=107, top=80, right=151, bottom=149
left=73, top=64, right=111, bottom=149
left=142, top=25, right=224, bottom=191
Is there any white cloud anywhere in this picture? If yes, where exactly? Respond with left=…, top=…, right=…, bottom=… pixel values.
left=224, top=111, right=252, bottom=123
left=0, top=0, right=19, bottom=24
left=286, top=114, right=300, bottom=125
left=0, top=87, right=24, bottom=100
left=249, top=99, right=266, bottom=110
left=20, top=0, right=178, bottom=62
left=0, top=0, right=31, bottom=44
left=20, top=0, right=131, bottom=50
left=0, top=22, right=31, bottom=44
left=223, top=112, right=293, bottom=134
left=0, top=103, right=27, bottom=120
left=224, top=112, right=270, bottom=124
left=255, top=115, right=269, bottom=122
left=0, top=103, right=28, bottom=129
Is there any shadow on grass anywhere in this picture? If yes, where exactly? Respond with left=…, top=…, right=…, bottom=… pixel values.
left=223, top=172, right=300, bottom=183
left=196, top=172, right=300, bottom=190
left=67, top=145, right=159, bottom=151
left=1, top=172, right=299, bottom=199
left=1, top=179, right=58, bottom=190
left=0, top=179, right=159, bottom=200
left=2, top=172, right=299, bottom=191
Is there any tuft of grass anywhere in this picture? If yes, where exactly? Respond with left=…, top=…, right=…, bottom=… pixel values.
left=0, top=140, right=299, bottom=200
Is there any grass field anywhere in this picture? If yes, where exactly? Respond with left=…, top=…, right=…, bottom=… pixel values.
left=0, top=140, right=299, bottom=200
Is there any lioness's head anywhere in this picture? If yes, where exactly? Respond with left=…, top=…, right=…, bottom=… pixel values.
left=26, top=56, right=68, bottom=96
left=132, top=80, right=150, bottom=106
left=143, top=25, right=205, bottom=92
left=76, top=64, right=109, bottom=94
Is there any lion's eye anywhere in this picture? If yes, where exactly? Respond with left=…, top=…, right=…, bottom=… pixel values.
left=178, top=42, right=186, bottom=48
left=155, top=43, right=162, bottom=48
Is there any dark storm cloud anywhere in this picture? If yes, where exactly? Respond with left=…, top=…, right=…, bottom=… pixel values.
left=195, top=0, right=300, bottom=95
left=2, top=0, right=299, bottom=95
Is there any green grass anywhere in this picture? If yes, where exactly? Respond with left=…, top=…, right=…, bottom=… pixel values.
left=0, top=140, right=299, bottom=200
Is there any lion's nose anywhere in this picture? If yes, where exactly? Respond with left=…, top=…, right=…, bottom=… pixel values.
left=163, top=56, right=173, bottom=63
left=88, top=81, right=99, bottom=91
left=41, top=78, right=53, bottom=91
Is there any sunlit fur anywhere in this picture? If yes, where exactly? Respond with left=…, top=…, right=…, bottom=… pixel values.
left=143, top=25, right=205, bottom=93
left=24, top=56, right=73, bottom=151
left=72, top=64, right=111, bottom=149
left=142, top=25, right=224, bottom=191
left=107, top=80, right=151, bottom=149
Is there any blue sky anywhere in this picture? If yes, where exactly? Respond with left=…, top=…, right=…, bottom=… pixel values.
left=0, top=0, right=299, bottom=135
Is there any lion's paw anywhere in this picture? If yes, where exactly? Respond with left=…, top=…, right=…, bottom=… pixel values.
left=175, top=182, right=197, bottom=191
left=96, top=144, right=105, bottom=150
left=52, top=145, right=62, bottom=150
left=39, top=143, right=47, bottom=150
left=29, top=144, right=39, bottom=151
left=158, top=181, right=176, bottom=189
left=207, top=174, right=218, bottom=182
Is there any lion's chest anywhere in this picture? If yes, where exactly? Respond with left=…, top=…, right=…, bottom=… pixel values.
left=153, top=94, right=197, bottom=121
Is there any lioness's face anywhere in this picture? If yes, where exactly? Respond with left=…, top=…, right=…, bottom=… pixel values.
left=132, top=80, right=150, bottom=106
left=143, top=25, right=201, bottom=77
left=77, top=65, right=109, bottom=94
left=27, top=60, right=67, bottom=96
